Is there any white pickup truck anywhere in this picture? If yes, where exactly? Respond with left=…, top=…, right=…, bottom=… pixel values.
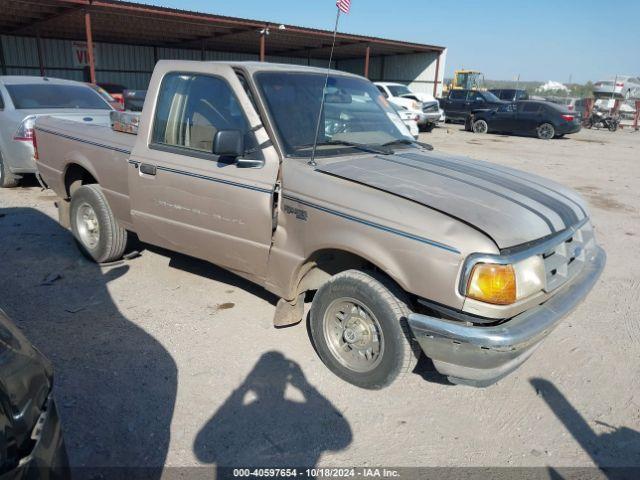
left=374, top=82, right=442, bottom=131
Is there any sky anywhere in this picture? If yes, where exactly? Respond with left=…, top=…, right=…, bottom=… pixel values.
left=144, top=0, right=639, bottom=83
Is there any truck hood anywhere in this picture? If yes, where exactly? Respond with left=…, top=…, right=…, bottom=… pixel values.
left=316, top=150, right=588, bottom=249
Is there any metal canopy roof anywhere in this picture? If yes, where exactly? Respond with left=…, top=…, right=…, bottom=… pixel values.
left=0, top=0, right=444, bottom=60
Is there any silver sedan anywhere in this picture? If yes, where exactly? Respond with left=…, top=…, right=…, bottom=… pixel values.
left=0, top=76, right=113, bottom=187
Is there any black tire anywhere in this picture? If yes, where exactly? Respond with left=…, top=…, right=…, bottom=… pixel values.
left=0, top=153, right=19, bottom=188
left=537, top=122, right=555, bottom=139
left=309, top=269, right=420, bottom=389
left=423, top=123, right=436, bottom=133
left=608, top=122, right=618, bottom=132
left=70, top=184, right=127, bottom=263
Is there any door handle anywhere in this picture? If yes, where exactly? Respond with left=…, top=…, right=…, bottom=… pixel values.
left=139, top=163, right=157, bottom=176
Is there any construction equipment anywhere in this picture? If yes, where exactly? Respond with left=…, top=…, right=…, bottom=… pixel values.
left=446, top=69, right=483, bottom=91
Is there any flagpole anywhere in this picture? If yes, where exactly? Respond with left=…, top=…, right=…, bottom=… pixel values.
left=309, top=8, right=341, bottom=166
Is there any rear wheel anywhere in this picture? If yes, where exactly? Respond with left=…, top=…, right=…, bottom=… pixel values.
left=309, top=270, right=420, bottom=389
left=0, top=153, right=19, bottom=188
left=537, top=122, right=555, bottom=139
left=608, top=122, right=618, bottom=132
left=423, top=123, right=436, bottom=133
left=472, top=119, right=489, bottom=134
left=70, top=184, right=127, bottom=263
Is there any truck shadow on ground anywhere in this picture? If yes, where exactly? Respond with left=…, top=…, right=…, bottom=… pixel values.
left=0, top=207, right=177, bottom=477
left=193, top=351, right=352, bottom=469
left=530, top=378, right=640, bottom=478
left=137, top=243, right=280, bottom=307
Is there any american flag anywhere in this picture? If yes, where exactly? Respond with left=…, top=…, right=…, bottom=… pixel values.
left=336, top=0, right=351, bottom=14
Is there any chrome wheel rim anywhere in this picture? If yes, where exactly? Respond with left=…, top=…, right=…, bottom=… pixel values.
left=323, top=297, right=384, bottom=373
left=473, top=120, right=488, bottom=133
left=539, top=124, right=554, bottom=139
left=75, top=202, right=100, bottom=249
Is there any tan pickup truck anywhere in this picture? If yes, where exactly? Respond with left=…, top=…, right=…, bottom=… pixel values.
left=34, top=61, right=605, bottom=389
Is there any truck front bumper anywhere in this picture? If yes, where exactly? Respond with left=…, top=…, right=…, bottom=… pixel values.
left=417, top=111, right=441, bottom=125
left=408, top=246, right=606, bottom=387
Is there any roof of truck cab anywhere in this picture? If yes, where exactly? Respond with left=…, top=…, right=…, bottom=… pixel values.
left=155, top=60, right=363, bottom=78
left=0, top=76, right=87, bottom=86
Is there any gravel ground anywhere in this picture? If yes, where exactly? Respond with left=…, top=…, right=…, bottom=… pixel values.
left=0, top=126, right=638, bottom=476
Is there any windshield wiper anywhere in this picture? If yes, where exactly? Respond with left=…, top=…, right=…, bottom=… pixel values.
left=295, top=140, right=394, bottom=156
left=382, top=138, right=434, bottom=151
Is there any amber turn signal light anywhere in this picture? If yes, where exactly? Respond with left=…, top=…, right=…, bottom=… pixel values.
left=466, top=263, right=517, bottom=305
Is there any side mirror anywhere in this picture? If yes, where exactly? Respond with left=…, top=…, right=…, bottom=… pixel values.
left=213, top=130, right=244, bottom=158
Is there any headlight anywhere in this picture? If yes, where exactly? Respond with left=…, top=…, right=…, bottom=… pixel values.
left=465, top=255, right=545, bottom=305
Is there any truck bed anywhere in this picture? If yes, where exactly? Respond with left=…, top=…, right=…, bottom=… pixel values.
left=35, top=116, right=136, bottom=230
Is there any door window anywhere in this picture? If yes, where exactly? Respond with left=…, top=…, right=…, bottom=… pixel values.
left=152, top=72, right=250, bottom=154
left=497, top=103, right=516, bottom=113
left=376, top=85, right=389, bottom=98
left=449, top=90, right=466, bottom=100
left=520, top=103, right=541, bottom=113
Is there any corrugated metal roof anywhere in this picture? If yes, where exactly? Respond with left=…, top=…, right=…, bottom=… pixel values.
left=0, top=0, right=444, bottom=61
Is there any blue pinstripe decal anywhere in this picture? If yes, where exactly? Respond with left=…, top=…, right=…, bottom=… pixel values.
left=35, top=127, right=132, bottom=155
left=283, top=194, right=461, bottom=254
left=154, top=165, right=273, bottom=194
left=38, top=128, right=272, bottom=194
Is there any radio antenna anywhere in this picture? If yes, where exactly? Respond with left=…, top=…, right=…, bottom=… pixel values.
left=309, top=4, right=347, bottom=166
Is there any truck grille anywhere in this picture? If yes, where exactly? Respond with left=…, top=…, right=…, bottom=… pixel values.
left=543, top=222, right=595, bottom=292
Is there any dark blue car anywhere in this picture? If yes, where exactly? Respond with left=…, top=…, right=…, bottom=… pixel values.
left=467, top=100, right=582, bottom=139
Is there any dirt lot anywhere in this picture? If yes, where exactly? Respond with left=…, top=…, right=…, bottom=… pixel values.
left=0, top=126, right=638, bottom=475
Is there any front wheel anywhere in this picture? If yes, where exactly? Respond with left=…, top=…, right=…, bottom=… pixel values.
left=423, top=123, right=436, bottom=133
left=537, top=122, right=555, bottom=139
left=472, top=119, right=489, bottom=134
left=309, top=270, right=420, bottom=389
left=608, top=122, right=618, bottom=132
left=70, top=184, right=128, bottom=263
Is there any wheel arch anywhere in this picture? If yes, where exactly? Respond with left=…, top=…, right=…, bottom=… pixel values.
left=291, top=248, right=408, bottom=302
left=63, top=162, right=98, bottom=199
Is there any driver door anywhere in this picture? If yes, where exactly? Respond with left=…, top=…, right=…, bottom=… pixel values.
left=491, top=103, right=517, bottom=131
left=128, top=63, right=279, bottom=282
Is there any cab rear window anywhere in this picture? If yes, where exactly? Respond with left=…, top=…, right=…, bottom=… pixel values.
left=6, top=84, right=110, bottom=110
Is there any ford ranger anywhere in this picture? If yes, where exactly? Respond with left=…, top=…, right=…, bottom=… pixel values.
left=33, top=61, right=605, bottom=389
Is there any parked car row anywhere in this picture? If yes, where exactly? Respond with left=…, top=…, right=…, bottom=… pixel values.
left=439, top=88, right=583, bottom=139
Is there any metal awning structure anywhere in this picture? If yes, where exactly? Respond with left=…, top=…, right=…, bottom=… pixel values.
left=0, top=0, right=444, bottom=93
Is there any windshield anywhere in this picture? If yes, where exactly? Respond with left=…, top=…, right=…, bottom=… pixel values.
left=255, top=72, right=412, bottom=157
left=482, top=91, right=501, bottom=103
left=6, top=83, right=111, bottom=110
left=387, top=84, right=412, bottom=97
